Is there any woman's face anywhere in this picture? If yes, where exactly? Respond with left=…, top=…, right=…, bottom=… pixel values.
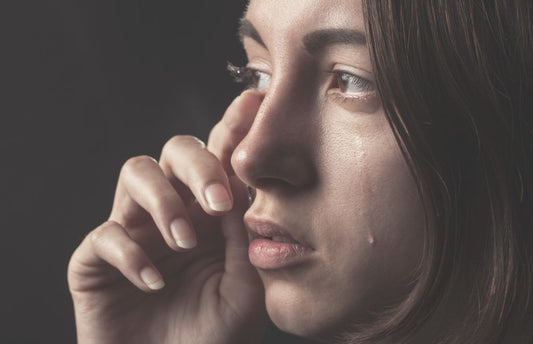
left=232, top=0, right=425, bottom=339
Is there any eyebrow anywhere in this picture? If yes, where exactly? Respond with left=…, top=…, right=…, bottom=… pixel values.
left=238, top=19, right=265, bottom=47
left=303, top=28, right=367, bottom=54
left=238, top=19, right=367, bottom=54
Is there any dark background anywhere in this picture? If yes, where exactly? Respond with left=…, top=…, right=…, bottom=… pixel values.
left=1, top=1, right=317, bottom=342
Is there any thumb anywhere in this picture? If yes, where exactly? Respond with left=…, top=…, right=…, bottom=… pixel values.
left=218, top=176, right=266, bottom=328
left=221, top=176, right=256, bottom=276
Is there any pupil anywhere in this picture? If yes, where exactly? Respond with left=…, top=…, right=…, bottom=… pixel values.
left=339, top=74, right=350, bottom=92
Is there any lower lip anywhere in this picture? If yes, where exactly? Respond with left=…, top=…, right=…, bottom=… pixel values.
left=248, top=238, right=312, bottom=270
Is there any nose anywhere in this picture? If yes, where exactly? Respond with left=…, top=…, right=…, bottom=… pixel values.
left=231, top=83, right=316, bottom=191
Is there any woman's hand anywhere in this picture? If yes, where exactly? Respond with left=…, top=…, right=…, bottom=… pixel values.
left=67, top=91, right=266, bottom=344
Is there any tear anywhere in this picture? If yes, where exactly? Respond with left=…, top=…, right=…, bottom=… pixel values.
left=367, top=233, right=376, bottom=247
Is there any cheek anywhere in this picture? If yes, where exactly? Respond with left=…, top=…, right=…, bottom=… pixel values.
left=315, top=116, right=425, bottom=315
left=320, top=114, right=423, bottom=243
left=262, top=113, right=426, bottom=336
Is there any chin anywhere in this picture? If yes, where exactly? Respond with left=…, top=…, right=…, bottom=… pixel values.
left=262, top=276, right=352, bottom=341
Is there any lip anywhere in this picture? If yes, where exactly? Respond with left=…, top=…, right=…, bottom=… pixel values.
left=244, top=216, right=313, bottom=270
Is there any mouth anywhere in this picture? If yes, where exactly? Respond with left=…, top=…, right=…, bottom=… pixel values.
left=269, top=236, right=298, bottom=243
left=244, top=216, right=313, bottom=270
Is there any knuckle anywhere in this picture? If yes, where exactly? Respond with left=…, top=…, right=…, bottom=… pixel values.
left=223, top=116, right=248, bottom=136
left=162, top=135, right=180, bottom=153
left=162, top=135, right=206, bottom=156
left=90, top=222, right=112, bottom=248
left=121, top=155, right=156, bottom=176
left=208, top=123, right=223, bottom=141
left=161, top=136, right=182, bottom=161
left=150, top=190, right=179, bottom=212
left=200, top=150, right=220, bottom=167
left=222, top=101, right=255, bottom=136
left=115, top=243, right=140, bottom=265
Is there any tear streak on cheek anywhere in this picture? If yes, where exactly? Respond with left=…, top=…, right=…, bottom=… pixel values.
left=367, top=233, right=376, bottom=247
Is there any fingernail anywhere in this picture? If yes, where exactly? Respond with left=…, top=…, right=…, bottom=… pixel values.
left=140, top=267, right=165, bottom=290
left=170, top=218, right=197, bottom=249
left=205, top=184, right=232, bottom=212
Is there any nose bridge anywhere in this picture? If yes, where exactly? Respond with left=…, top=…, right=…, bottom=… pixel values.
left=254, top=78, right=307, bottom=143
left=231, top=75, right=316, bottom=189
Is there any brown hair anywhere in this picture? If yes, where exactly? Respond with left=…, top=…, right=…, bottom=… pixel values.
left=338, top=0, right=533, bottom=343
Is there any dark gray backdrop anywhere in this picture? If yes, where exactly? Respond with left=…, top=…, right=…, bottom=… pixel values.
left=1, top=1, right=318, bottom=343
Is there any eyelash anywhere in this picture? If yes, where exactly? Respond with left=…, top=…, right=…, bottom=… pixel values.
left=227, top=62, right=375, bottom=101
left=327, top=71, right=374, bottom=95
left=227, top=62, right=270, bottom=90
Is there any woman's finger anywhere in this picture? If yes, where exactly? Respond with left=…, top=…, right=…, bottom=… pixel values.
left=207, top=90, right=263, bottom=174
left=69, top=221, right=165, bottom=293
left=110, top=155, right=197, bottom=251
left=159, top=135, right=234, bottom=216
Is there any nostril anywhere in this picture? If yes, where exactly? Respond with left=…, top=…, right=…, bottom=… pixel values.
left=254, top=177, right=300, bottom=191
left=230, top=114, right=316, bottom=191
left=247, top=185, right=256, bottom=206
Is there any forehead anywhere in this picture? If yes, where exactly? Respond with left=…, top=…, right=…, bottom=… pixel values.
left=245, top=0, right=364, bottom=39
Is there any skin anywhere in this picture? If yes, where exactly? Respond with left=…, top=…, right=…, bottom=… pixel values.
left=68, top=0, right=425, bottom=342
left=68, top=92, right=268, bottom=344
left=237, top=0, right=424, bottom=338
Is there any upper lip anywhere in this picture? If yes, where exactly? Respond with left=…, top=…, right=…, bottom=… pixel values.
left=244, top=214, right=312, bottom=249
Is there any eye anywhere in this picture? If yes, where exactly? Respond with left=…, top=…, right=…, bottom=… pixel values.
left=329, top=71, right=375, bottom=95
left=227, top=62, right=271, bottom=91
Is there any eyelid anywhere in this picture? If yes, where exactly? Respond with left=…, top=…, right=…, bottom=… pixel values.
left=330, top=64, right=374, bottom=82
